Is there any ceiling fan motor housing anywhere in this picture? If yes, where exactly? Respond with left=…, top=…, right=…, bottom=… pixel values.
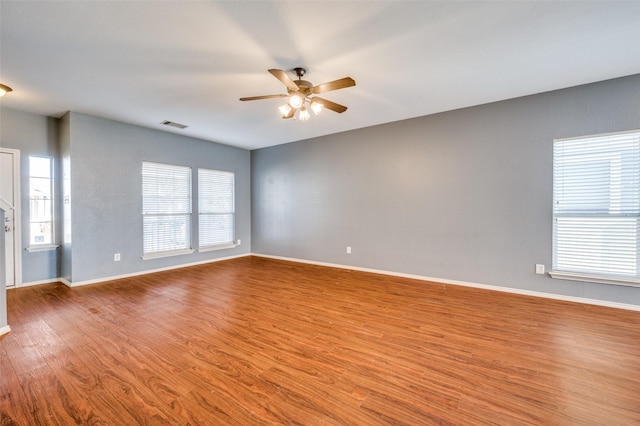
left=290, top=79, right=313, bottom=96
left=291, top=67, right=312, bottom=95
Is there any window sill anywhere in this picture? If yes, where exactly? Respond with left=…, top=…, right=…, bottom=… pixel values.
left=142, top=248, right=194, bottom=260
left=26, top=245, right=59, bottom=253
left=198, top=243, right=237, bottom=253
left=549, top=270, right=640, bottom=288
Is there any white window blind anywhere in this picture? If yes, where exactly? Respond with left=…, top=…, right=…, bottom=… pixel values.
left=142, top=162, right=192, bottom=256
left=553, top=130, right=640, bottom=283
left=198, top=169, right=235, bottom=249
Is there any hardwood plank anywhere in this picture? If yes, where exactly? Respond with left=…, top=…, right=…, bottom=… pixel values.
left=1, top=256, right=639, bottom=424
left=0, top=344, right=31, bottom=425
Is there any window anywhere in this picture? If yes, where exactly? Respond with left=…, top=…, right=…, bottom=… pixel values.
left=29, top=156, right=54, bottom=246
left=552, top=130, right=640, bottom=285
left=142, top=162, right=192, bottom=258
left=198, top=169, right=235, bottom=249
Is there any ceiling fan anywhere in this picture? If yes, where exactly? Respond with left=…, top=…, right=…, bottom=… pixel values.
left=240, top=68, right=356, bottom=120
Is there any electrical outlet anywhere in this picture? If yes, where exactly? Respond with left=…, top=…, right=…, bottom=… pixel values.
left=346, top=246, right=351, bottom=254
left=237, top=239, right=241, bottom=246
left=114, top=253, right=121, bottom=262
left=535, top=264, right=545, bottom=274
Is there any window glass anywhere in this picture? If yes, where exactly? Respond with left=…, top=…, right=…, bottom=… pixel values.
left=29, top=156, right=53, bottom=245
left=142, top=162, right=192, bottom=255
left=198, top=169, right=235, bottom=248
left=553, top=131, right=640, bottom=280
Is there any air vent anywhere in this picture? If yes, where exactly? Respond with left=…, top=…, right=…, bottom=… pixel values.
left=160, top=120, right=188, bottom=130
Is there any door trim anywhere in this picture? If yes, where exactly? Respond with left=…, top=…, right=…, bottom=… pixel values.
left=0, top=148, right=22, bottom=287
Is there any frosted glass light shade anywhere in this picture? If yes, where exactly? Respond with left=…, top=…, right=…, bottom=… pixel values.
left=279, top=104, right=292, bottom=116
left=310, top=101, right=323, bottom=115
left=298, top=108, right=310, bottom=121
left=289, top=94, right=303, bottom=108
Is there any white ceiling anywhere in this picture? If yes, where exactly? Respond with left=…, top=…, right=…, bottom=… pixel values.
left=1, top=1, right=639, bottom=150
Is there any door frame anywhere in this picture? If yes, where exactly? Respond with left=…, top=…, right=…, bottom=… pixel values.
left=0, top=147, right=22, bottom=288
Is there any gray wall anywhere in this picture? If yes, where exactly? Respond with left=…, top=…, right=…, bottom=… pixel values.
left=65, top=112, right=251, bottom=283
left=251, top=74, right=640, bottom=306
left=0, top=108, right=61, bottom=283
left=0, top=108, right=251, bottom=285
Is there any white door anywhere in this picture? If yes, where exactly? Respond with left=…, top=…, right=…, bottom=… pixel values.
left=0, top=149, right=21, bottom=288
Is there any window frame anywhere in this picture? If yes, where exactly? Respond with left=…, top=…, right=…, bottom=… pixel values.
left=198, top=168, right=236, bottom=251
left=550, top=129, right=640, bottom=287
left=26, top=155, right=57, bottom=252
left=141, top=161, right=194, bottom=259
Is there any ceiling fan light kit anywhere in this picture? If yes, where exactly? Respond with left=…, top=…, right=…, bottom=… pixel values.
left=240, top=67, right=355, bottom=121
left=0, top=83, right=13, bottom=97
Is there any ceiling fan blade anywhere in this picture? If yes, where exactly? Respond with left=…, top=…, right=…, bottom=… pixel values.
left=269, top=69, right=299, bottom=91
left=311, top=77, right=355, bottom=94
left=239, top=94, right=288, bottom=101
left=312, top=97, right=348, bottom=113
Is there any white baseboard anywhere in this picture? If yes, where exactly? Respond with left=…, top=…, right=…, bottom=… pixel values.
left=11, top=252, right=639, bottom=312
left=14, top=278, right=63, bottom=288
left=64, top=253, right=251, bottom=287
left=252, top=253, right=640, bottom=312
left=0, top=325, right=11, bottom=336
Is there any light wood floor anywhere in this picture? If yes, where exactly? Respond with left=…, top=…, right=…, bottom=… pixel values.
left=1, top=256, right=639, bottom=425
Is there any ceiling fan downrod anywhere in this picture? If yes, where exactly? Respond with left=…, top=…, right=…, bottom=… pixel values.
left=293, top=67, right=307, bottom=79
